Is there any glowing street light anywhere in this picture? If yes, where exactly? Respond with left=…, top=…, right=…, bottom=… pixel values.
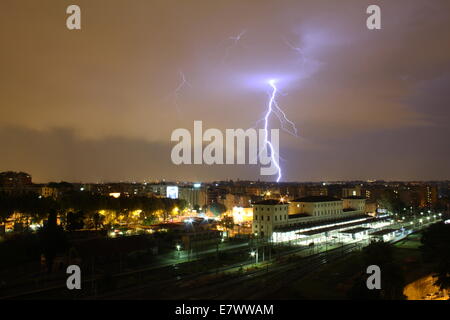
left=250, top=249, right=258, bottom=264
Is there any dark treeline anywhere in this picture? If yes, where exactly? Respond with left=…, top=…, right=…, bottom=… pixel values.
left=0, top=191, right=186, bottom=223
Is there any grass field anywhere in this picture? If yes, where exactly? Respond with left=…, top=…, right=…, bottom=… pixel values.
left=394, top=232, right=422, bottom=249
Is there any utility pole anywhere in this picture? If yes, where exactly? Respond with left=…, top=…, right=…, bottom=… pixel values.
left=269, top=245, right=271, bottom=261
left=216, top=239, right=220, bottom=274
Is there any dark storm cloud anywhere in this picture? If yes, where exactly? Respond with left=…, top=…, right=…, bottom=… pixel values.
left=0, top=0, right=449, bottom=181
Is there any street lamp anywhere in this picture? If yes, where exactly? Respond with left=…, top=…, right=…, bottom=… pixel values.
left=176, top=244, right=182, bottom=259
left=250, top=250, right=258, bottom=264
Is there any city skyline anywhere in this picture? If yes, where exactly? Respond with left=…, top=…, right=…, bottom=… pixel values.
left=3, top=169, right=450, bottom=185
left=1, top=0, right=450, bottom=182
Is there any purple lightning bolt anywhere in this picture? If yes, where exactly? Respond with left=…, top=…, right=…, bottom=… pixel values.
left=262, top=79, right=283, bottom=182
left=169, top=70, right=191, bottom=116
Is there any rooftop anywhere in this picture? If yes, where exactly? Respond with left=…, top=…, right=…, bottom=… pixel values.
left=340, top=227, right=371, bottom=234
left=371, top=228, right=399, bottom=236
left=273, top=213, right=372, bottom=232
left=343, top=196, right=366, bottom=200
left=253, top=199, right=286, bottom=205
left=297, top=219, right=374, bottom=236
left=292, top=196, right=340, bottom=203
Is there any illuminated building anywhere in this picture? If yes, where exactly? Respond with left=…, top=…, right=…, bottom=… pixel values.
left=179, top=185, right=207, bottom=209
left=288, top=196, right=343, bottom=217
left=299, top=185, right=328, bottom=197
left=109, top=192, right=121, bottom=198
left=342, top=186, right=361, bottom=198
left=253, top=200, right=289, bottom=237
left=223, top=193, right=252, bottom=211
left=40, top=186, right=59, bottom=199
left=167, top=186, right=179, bottom=199
left=206, top=187, right=227, bottom=205
left=253, top=196, right=367, bottom=240
left=231, top=206, right=253, bottom=224
left=342, top=196, right=366, bottom=212
left=370, top=228, right=399, bottom=242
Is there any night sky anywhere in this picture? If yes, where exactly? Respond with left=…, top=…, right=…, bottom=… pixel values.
left=1, top=0, right=449, bottom=182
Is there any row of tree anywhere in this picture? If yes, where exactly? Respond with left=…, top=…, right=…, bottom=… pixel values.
left=0, top=191, right=187, bottom=224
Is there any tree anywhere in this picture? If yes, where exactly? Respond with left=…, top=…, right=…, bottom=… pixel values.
left=348, top=242, right=405, bottom=300
left=38, top=209, right=69, bottom=273
left=209, top=203, right=226, bottom=217
left=362, top=241, right=393, bottom=266
left=92, top=212, right=103, bottom=230
left=421, top=223, right=450, bottom=293
left=221, top=215, right=234, bottom=236
left=143, top=212, right=158, bottom=226
left=66, top=211, right=85, bottom=231
left=378, top=191, right=405, bottom=214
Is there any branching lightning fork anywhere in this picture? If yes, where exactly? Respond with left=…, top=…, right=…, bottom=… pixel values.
left=262, top=80, right=284, bottom=183
left=171, top=70, right=191, bottom=115
left=222, top=30, right=247, bottom=63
